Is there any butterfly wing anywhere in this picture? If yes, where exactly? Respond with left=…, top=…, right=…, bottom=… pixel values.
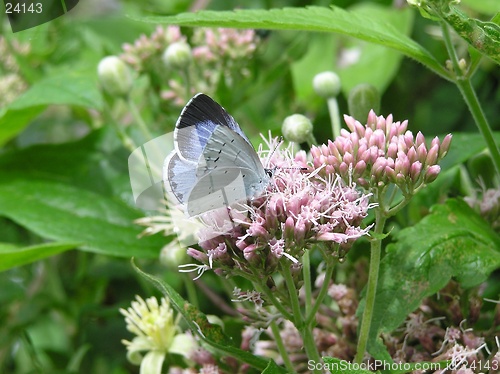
left=164, top=152, right=197, bottom=205
left=185, top=167, right=251, bottom=216
left=174, top=93, right=252, bottom=163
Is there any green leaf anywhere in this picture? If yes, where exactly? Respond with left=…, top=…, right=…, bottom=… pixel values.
left=0, top=242, right=77, bottom=272
left=9, top=68, right=103, bottom=110
left=132, top=262, right=287, bottom=373
left=262, top=360, right=286, bottom=374
left=337, top=4, right=415, bottom=95
left=138, top=6, right=451, bottom=80
left=0, top=106, right=45, bottom=147
left=366, top=199, right=500, bottom=354
left=0, top=128, right=130, bottom=198
left=0, top=175, right=163, bottom=258
left=0, top=68, right=103, bottom=146
left=441, top=5, right=500, bottom=64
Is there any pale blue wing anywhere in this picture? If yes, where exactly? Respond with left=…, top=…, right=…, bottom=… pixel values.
left=186, top=167, right=257, bottom=216
left=197, top=124, right=266, bottom=179
left=164, top=151, right=197, bottom=204
left=174, top=93, right=251, bottom=163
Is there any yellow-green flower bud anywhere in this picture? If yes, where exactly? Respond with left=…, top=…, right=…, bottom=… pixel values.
left=162, top=42, right=192, bottom=69
left=160, top=244, right=188, bottom=270
left=97, top=56, right=132, bottom=97
left=313, top=71, right=341, bottom=98
left=348, top=83, right=381, bottom=122
left=282, top=114, right=313, bottom=143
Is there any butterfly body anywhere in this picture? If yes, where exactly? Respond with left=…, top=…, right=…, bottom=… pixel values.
left=165, top=94, right=270, bottom=216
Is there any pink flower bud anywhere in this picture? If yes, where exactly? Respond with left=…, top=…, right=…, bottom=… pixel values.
left=439, top=134, right=452, bottom=158
left=424, top=165, right=441, bottom=183
left=426, top=144, right=439, bottom=165
left=400, top=120, right=408, bottom=134
left=417, top=143, right=428, bottom=163
left=343, top=115, right=357, bottom=133
left=410, top=161, right=422, bottom=182
left=339, top=162, right=349, bottom=177
left=343, top=152, right=354, bottom=165
left=407, top=147, right=418, bottom=164
left=387, top=142, right=398, bottom=159
left=187, top=248, right=209, bottom=263
left=385, top=165, right=397, bottom=182
left=415, top=131, right=425, bottom=148
left=373, top=129, right=386, bottom=149
left=404, top=131, right=414, bottom=148
left=367, top=110, right=377, bottom=128
left=395, top=172, right=406, bottom=185
left=431, top=136, right=440, bottom=148
left=354, top=160, right=367, bottom=178
left=395, top=154, right=410, bottom=176
left=284, top=216, right=295, bottom=241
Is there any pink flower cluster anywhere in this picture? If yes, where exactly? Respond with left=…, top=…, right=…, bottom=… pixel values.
left=192, top=28, right=257, bottom=62
left=121, top=26, right=184, bottom=71
left=311, top=110, right=452, bottom=192
left=186, top=139, right=373, bottom=279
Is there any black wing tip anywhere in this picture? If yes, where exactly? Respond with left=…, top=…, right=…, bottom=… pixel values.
left=176, top=93, right=229, bottom=130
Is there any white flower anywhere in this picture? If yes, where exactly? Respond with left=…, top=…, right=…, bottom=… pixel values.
left=120, top=296, right=197, bottom=373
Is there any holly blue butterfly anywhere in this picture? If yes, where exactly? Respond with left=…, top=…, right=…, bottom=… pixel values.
left=164, top=93, right=272, bottom=216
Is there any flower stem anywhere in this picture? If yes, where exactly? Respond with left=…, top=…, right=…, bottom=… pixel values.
left=127, top=97, right=154, bottom=142
left=354, top=209, right=386, bottom=363
left=327, top=97, right=341, bottom=139
left=270, top=320, right=296, bottom=373
left=303, top=250, right=313, bottom=318
left=440, top=22, right=500, bottom=175
left=282, top=264, right=303, bottom=326
left=305, top=255, right=335, bottom=327
left=282, top=263, right=323, bottom=373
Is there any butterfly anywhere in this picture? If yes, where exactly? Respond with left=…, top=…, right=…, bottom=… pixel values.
left=164, top=93, right=272, bottom=217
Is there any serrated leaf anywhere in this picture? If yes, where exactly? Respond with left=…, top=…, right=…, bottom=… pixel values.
left=138, top=6, right=451, bottom=80
left=132, top=262, right=287, bottom=373
left=365, top=199, right=500, bottom=355
left=0, top=175, right=163, bottom=258
left=0, top=242, right=78, bottom=272
left=442, top=6, right=500, bottom=64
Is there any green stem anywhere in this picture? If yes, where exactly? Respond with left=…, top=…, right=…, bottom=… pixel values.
left=303, top=250, right=313, bottom=318
left=441, top=22, right=500, bottom=175
left=354, top=209, right=387, bottom=363
left=251, top=276, right=294, bottom=321
left=305, top=256, right=335, bottom=327
left=270, top=320, right=296, bottom=373
left=301, top=326, right=323, bottom=373
left=327, top=97, right=341, bottom=139
left=282, top=264, right=303, bottom=326
left=127, top=97, right=154, bottom=142
left=282, top=263, right=323, bottom=373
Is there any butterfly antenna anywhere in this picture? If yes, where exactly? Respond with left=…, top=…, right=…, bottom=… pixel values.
left=265, top=136, right=307, bottom=172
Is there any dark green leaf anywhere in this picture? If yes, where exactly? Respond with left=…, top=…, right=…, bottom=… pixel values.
left=0, top=175, right=163, bottom=258
left=0, top=106, right=45, bottom=147
left=366, top=199, right=500, bottom=354
left=132, top=262, right=287, bottom=373
left=0, top=242, right=77, bottom=272
left=138, top=6, right=450, bottom=80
